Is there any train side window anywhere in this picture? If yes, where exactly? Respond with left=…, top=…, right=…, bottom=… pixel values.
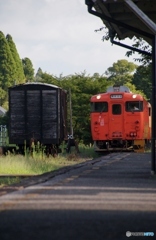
left=125, top=101, right=143, bottom=112
left=112, top=104, right=121, bottom=115
left=91, top=102, right=108, bottom=112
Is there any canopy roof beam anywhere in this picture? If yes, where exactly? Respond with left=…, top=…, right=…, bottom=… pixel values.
left=125, top=0, right=156, bottom=35
left=85, top=0, right=153, bottom=39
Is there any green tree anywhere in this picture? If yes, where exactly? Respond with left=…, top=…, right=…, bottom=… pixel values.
left=0, top=31, right=16, bottom=106
left=69, top=74, right=109, bottom=144
left=6, top=34, right=25, bottom=84
left=123, top=82, right=147, bottom=99
left=132, top=65, right=152, bottom=101
left=39, top=72, right=59, bottom=85
left=35, top=67, right=43, bottom=82
left=105, top=59, right=138, bottom=85
left=59, top=72, right=109, bottom=144
left=0, top=111, right=9, bottom=126
left=0, top=87, right=7, bottom=109
left=22, top=57, right=34, bottom=82
left=126, top=37, right=152, bottom=66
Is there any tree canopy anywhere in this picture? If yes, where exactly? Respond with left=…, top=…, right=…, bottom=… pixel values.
left=105, top=59, right=138, bottom=85
left=0, top=31, right=35, bottom=109
left=22, top=57, right=34, bottom=82
left=0, top=31, right=16, bottom=106
left=6, top=34, right=25, bottom=84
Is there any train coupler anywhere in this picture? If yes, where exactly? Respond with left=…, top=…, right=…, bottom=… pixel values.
left=133, top=140, right=145, bottom=153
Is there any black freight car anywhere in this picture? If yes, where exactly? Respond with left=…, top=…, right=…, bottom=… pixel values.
left=8, top=82, right=67, bottom=155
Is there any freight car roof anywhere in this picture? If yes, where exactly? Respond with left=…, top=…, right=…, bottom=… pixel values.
left=9, top=82, right=62, bottom=90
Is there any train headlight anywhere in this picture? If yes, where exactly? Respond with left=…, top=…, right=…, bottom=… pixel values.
left=132, top=94, right=137, bottom=98
left=96, top=95, right=101, bottom=99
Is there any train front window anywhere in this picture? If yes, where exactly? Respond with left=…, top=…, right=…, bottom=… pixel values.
left=126, top=101, right=143, bottom=112
left=91, top=102, right=108, bottom=112
left=112, top=104, right=121, bottom=115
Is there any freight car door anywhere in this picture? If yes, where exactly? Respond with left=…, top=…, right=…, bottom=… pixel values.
left=109, top=103, right=124, bottom=138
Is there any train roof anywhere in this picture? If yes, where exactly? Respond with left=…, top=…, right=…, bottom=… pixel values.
left=90, top=86, right=145, bottom=102
left=106, top=86, right=131, bottom=93
left=8, top=82, right=63, bottom=90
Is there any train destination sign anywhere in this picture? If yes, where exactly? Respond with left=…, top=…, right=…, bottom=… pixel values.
left=110, top=94, right=122, bottom=99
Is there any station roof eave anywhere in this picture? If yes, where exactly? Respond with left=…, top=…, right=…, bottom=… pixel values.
left=86, top=0, right=156, bottom=45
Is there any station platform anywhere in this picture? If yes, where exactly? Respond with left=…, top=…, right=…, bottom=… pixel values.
left=0, top=152, right=156, bottom=240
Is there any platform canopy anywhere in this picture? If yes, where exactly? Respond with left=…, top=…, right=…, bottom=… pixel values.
left=86, top=0, right=156, bottom=45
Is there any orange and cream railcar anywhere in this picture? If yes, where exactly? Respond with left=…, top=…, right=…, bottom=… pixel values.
left=90, top=86, right=151, bottom=152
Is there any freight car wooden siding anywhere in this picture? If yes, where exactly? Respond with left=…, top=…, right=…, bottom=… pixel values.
left=8, top=83, right=67, bottom=148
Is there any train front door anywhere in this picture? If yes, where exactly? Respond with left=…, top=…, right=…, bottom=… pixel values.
left=108, top=103, right=124, bottom=138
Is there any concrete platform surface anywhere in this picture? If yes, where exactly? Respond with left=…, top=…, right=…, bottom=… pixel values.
left=0, top=152, right=155, bottom=240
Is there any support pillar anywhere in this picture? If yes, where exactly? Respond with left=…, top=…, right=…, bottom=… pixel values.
left=151, top=35, right=156, bottom=174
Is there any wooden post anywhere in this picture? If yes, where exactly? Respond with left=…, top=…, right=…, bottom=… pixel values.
left=69, top=89, right=73, bottom=136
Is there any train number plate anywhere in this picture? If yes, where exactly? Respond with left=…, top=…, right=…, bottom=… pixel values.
left=110, top=94, right=122, bottom=99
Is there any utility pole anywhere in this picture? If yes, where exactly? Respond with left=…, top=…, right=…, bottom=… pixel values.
left=66, top=89, right=80, bottom=154
left=69, top=88, right=73, bottom=136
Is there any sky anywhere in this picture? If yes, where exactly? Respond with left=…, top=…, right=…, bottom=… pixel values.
left=0, top=0, right=139, bottom=77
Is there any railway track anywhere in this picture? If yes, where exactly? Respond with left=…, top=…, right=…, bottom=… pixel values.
left=0, top=174, right=39, bottom=196
left=0, top=151, right=136, bottom=197
left=0, top=174, right=38, bottom=178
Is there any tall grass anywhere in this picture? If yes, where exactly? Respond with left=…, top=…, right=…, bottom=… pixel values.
left=0, top=143, right=98, bottom=187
